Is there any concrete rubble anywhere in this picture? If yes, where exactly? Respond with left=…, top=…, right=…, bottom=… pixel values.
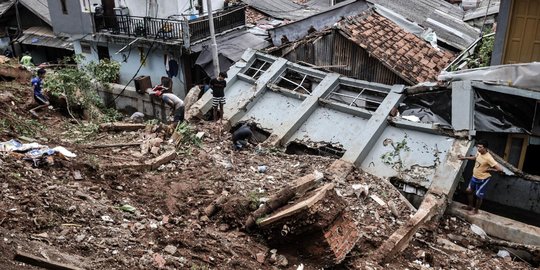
left=0, top=45, right=538, bottom=270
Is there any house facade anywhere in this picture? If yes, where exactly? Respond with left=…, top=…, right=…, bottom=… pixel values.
left=47, top=0, right=244, bottom=98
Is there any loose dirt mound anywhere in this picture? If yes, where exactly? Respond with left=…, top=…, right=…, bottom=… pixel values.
left=0, top=80, right=534, bottom=269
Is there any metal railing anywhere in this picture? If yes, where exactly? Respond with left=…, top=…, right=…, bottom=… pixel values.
left=95, top=15, right=184, bottom=40
left=188, top=5, right=246, bottom=42
left=94, top=5, right=246, bottom=44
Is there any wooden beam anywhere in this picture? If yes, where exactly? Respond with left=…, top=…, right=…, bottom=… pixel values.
left=14, top=251, right=83, bottom=270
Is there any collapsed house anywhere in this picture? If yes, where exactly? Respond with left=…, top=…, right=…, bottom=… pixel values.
left=269, top=8, right=456, bottom=85
left=186, top=49, right=540, bottom=261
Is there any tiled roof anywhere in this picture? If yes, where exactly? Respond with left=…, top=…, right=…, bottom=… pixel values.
left=337, top=11, right=455, bottom=84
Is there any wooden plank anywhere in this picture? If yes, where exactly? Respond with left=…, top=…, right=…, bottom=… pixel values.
left=258, top=183, right=335, bottom=227
left=14, top=251, right=83, bottom=270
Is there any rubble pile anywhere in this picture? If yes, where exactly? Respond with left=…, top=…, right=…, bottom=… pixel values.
left=0, top=80, right=535, bottom=269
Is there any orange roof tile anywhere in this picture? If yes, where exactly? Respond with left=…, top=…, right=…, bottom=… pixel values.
left=337, top=12, right=455, bottom=84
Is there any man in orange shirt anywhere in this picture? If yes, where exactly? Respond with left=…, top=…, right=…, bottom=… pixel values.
left=458, top=140, right=504, bottom=215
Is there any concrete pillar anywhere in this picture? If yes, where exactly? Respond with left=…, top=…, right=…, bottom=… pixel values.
left=265, top=73, right=341, bottom=146
left=451, top=80, right=475, bottom=134
left=341, top=85, right=405, bottom=166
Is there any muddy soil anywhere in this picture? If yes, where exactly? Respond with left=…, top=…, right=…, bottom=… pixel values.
left=0, top=77, right=534, bottom=269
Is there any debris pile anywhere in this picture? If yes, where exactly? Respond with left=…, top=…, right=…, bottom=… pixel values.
left=0, top=79, right=536, bottom=269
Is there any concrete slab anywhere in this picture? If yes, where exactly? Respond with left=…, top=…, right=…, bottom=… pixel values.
left=449, top=202, right=540, bottom=246
left=240, top=91, right=303, bottom=132
left=359, top=127, right=457, bottom=189
left=287, top=106, right=369, bottom=149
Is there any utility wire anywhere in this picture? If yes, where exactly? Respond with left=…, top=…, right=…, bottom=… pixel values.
left=106, top=31, right=162, bottom=107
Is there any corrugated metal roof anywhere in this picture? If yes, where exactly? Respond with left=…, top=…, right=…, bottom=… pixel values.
left=0, top=0, right=15, bottom=17
left=368, top=0, right=480, bottom=50
left=242, top=0, right=337, bottom=21
left=464, top=1, right=500, bottom=21
left=17, top=26, right=73, bottom=50
left=19, top=0, right=50, bottom=25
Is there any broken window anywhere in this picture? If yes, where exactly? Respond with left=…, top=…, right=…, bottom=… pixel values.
left=243, top=59, right=272, bottom=80
left=324, top=83, right=387, bottom=112
left=274, top=69, right=322, bottom=95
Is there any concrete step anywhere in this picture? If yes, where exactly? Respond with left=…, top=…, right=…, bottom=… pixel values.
left=448, top=202, right=540, bottom=246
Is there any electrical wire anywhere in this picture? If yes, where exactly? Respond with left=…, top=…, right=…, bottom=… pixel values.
left=106, top=31, right=161, bottom=107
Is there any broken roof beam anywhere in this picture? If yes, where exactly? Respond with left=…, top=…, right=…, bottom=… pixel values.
left=341, top=85, right=406, bottom=166
left=265, top=73, right=341, bottom=147
left=471, top=81, right=540, bottom=100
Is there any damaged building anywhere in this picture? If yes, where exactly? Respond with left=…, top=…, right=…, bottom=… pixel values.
left=186, top=49, right=540, bottom=259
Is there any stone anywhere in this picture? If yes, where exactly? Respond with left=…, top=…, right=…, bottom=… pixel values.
left=164, top=245, right=177, bottom=255
left=256, top=252, right=266, bottom=263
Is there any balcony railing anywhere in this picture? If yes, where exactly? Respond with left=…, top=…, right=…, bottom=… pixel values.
left=95, top=15, right=184, bottom=41
left=188, top=5, right=246, bottom=42
left=94, top=5, right=246, bottom=45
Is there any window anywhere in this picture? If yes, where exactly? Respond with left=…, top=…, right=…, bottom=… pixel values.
left=60, top=0, right=68, bottom=14
left=504, top=134, right=529, bottom=170
left=80, top=42, right=91, bottom=54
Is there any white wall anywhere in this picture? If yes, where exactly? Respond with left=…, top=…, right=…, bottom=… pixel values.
left=73, top=40, right=187, bottom=98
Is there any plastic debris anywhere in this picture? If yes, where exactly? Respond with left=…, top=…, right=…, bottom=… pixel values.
left=497, top=250, right=510, bottom=258
left=470, top=224, right=488, bottom=239
left=119, top=204, right=136, bottom=213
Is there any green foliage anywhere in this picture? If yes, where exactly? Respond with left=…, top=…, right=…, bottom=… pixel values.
left=44, top=55, right=123, bottom=123
left=477, top=33, right=494, bottom=67
left=175, top=122, right=202, bottom=148
left=247, top=190, right=265, bottom=210
left=86, top=59, right=120, bottom=83
left=380, top=138, right=410, bottom=167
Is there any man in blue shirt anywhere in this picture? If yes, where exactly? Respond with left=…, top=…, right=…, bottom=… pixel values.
left=30, top=68, right=49, bottom=118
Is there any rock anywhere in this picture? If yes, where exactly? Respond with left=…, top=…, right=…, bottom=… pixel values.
left=277, top=255, right=288, bottom=267
left=76, top=234, right=85, bottom=242
left=218, top=224, right=230, bottom=232
left=200, top=215, right=209, bottom=222
left=164, top=245, right=177, bottom=255
left=387, top=201, right=399, bottom=217
left=256, top=252, right=266, bottom=263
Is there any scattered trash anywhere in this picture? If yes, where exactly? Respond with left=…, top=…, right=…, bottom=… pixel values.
left=258, top=165, right=267, bottom=173
left=101, top=215, right=114, bottom=223
left=470, top=224, right=488, bottom=239
left=130, top=112, right=145, bottom=123
left=370, top=194, right=386, bottom=206
left=497, top=250, right=511, bottom=258
left=119, top=204, right=136, bottom=213
left=153, top=253, right=166, bottom=268
left=297, top=263, right=305, bottom=270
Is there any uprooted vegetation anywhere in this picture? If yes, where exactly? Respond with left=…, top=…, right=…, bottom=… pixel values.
left=0, top=60, right=536, bottom=269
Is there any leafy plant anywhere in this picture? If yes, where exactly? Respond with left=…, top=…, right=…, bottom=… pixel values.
left=86, top=59, right=120, bottom=83
left=380, top=138, right=410, bottom=169
left=44, top=55, right=123, bottom=123
left=174, top=122, right=202, bottom=148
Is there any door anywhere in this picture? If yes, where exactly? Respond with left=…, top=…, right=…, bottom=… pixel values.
left=503, top=0, right=540, bottom=64
left=101, top=0, right=116, bottom=29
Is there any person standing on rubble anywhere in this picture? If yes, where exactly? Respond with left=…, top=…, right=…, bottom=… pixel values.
left=210, top=72, right=227, bottom=121
left=148, top=86, right=185, bottom=123
left=29, top=68, right=50, bottom=118
left=458, top=140, right=504, bottom=215
left=231, top=123, right=257, bottom=150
